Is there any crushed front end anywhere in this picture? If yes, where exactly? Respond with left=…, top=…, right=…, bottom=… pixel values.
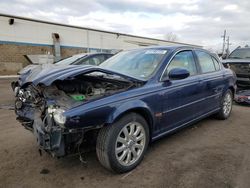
left=14, top=70, right=139, bottom=158
left=15, top=85, right=72, bottom=157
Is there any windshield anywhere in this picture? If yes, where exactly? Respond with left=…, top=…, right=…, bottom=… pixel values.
left=99, top=49, right=167, bottom=80
left=55, top=54, right=86, bottom=65
left=228, top=48, right=250, bottom=59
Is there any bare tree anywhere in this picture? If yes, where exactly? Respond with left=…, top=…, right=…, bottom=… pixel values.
left=164, top=32, right=178, bottom=42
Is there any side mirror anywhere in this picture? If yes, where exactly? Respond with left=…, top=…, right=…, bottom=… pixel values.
left=168, top=68, right=190, bottom=80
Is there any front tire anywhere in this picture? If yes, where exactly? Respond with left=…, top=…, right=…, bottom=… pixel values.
left=216, top=89, right=233, bottom=120
left=96, top=113, right=149, bottom=173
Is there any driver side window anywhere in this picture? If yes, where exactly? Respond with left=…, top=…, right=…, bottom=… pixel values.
left=162, top=51, right=197, bottom=78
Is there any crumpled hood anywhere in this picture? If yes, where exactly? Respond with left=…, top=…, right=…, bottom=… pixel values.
left=18, top=64, right=39, bottom=75
left=19, top=64, right=142, bottom=87
left=222, top=59, right=250, bottom=64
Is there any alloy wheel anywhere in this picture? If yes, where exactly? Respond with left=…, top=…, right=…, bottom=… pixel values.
left=115, top=122, right=146, bottom=166
left=223, top=92, right=232, bottom=117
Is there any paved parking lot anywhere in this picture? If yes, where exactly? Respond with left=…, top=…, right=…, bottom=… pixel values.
left=0, top=78, right=250, bottom=188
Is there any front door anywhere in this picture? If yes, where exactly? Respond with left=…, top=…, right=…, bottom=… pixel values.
left=159, top=50, right=203, bottom=133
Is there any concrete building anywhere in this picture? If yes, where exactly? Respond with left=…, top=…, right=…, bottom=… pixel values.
left=0, top=13, right=201, bottom=74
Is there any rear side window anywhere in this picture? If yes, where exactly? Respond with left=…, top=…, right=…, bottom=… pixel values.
left=212, top=57, right=220, bottom=71
left=196, top=51, right=216, bottom=73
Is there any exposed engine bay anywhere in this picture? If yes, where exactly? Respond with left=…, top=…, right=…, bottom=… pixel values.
left=55, top=73, right=135, bottom=102
left=14, top=72, right=142, bottom=157
left=16, top=72, right=137, bottom=110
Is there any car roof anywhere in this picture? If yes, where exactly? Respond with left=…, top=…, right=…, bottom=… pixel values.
left=135, top=45, right=202, bottom=51
left=72, top=52, right=113, bottom=57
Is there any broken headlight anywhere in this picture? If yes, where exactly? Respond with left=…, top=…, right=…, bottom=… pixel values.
left=48, top=106, right=66, bottom=126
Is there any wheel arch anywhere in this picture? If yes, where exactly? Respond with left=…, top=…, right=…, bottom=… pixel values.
left=106, top=101, right=155, bottom=140
left=229, top=86, right=235, bottom=96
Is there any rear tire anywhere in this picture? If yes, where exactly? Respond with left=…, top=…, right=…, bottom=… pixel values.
left=96, top=113, right=149, bottom=173
left=216, top=89, right=233, bottom=120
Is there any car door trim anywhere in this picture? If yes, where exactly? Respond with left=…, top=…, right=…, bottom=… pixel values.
left=152, top=107, right=220, bottom=141
left=162, top=92, right=221, bottom=114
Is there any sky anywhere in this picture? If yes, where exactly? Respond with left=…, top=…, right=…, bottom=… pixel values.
left=0, top=0, right=249, bottom=52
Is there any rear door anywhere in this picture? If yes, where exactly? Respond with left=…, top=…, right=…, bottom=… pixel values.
left=194, top=50, right=224, bottom=113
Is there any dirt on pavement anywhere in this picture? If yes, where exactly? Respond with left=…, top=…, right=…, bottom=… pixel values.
left=0, top=78, right=250, bottom=188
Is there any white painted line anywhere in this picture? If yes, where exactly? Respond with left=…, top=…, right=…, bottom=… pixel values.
left=0, top=75, right=19, bottom=79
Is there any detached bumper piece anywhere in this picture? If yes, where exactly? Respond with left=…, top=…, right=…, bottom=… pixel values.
left=235, top=90, right=250, bottom=104
left=16, top=106, right=66, bottom=157
left=33, top=119, right=65, bottom=157
left=34, top=112, right=66, bottom=157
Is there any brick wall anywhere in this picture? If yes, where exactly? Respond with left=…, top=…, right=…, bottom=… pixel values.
left=0, top=43, right=87, bottom=75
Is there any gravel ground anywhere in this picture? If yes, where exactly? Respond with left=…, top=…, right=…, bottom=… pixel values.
left=0, top=78, right=250, bottom=188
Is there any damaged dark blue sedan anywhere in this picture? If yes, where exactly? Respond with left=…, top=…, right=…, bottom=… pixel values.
left=13, top=46, right=236, bottom=173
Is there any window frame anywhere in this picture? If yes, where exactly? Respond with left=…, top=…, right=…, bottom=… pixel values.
left=160, top=49, right=199, bottom=81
